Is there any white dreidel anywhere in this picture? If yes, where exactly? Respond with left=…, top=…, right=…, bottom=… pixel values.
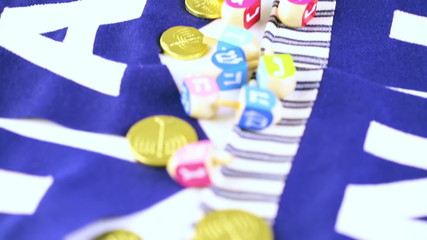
left=180, top=74, right=245, bottom=119
left=204, top=25, right=260, bottom=63
left=277, top=0, right=318, bottom=28
left=256, top=52, right=296, bottom=99
left=221, top=0, right=261, bottom=29
left=167, top=140, right=232, bottom=188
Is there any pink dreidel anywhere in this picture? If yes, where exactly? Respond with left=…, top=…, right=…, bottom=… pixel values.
left=277, top=0, right=318, bottom=28
left=221, top=0, right=261, bottom=29
left=167, top=140, right=232, bottom=187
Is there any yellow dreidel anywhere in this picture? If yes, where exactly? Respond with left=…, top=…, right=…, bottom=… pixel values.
left=203, top=25, right=260, bottom=62
left=277, top=0, right=318, bottom=28
left=256, top=51, right=296, bottom=99
left=167, top=140, right=232, bottom=188
left=221, top=0, right=261, bottom=29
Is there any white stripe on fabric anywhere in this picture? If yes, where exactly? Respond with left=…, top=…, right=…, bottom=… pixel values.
left=390, top=10, right=427, bottom=47
left=316, top=0, right=337, bottom=11
left=282, top=107, right=313, bottom=119
left=270, top=44, right=331, bottom=59
left=285, top=89, right=319, bottom=101
left=389, top=87, right=427, bottom=99
left=295, top=69, right=324, bottom=82
left=257, top=125, right=305, bottom=137
left=212, top=171, right=285, bottom=196
left=226, top=158, right=293, bottom=175
left=0, top=169, right=53, bottom=215
left=0, top=118, right=135, bottom=162
left=263, top=28, right=333, bottom=43
left=336, top=179, right=427, bottom=240
left=364, top=121, right=427, bottom=170
left=229, top=133, right=299, bottom=156
left=307, top=16, right=335, bottom=26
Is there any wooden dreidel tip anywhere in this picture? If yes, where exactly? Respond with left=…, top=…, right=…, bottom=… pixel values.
left=167, top=140, right=232, bottom=187
left=221, top=0, right=261, bottom=29
left=235, top=85, right=283, bottom=131
left=277, top=0, right=318, bottom=28
left=256, top=53, right=296, bottom=99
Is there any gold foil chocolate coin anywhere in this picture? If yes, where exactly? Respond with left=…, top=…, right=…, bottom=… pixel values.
left=127, top=115, right=198, bottom=167
left=194, top=210, right=273, bottom=240
left=185, top=0, right=223, bottom=19
left=94, top=230, right=141, bottom=240
left=160, top=26, right=208, bottom=60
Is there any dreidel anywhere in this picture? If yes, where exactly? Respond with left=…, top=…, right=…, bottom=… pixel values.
left=212, top=47, right=258, bottom=92
left=181, top=77, right=283, bottom=130
left=204, top=25, right=260, bottom=62
left=180, top=74, right=240, bottom=119
left=233, top=85, right=284, bottom=130
left=167, top=140, right=232, bottom=188
left=277, top=0, right=318, bottom=28
left=221, top=0, right=261, bottom=29
left=256, top=52, right=296, bottom=99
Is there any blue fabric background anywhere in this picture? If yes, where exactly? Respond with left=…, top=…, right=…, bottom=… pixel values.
left=328, top=0, right=427, bottom=91
left=0, top=0, right=210, bottom=138
left=274, top=68, right=427, bottom=240
left=0, top=128, right=183, bottom=240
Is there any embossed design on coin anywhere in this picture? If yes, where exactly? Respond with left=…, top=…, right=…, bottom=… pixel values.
left=127, top=115, right=198, bottom=166
left=95, top=230, right=141, bottom=240
left=185, top=0, right=223, bottom=19
left=160, top=26, right=209, bottom=60
left=194, top=210, right=273, bottom=240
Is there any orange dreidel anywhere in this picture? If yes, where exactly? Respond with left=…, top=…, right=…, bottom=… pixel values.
left=277, top=0, right=318, bottom=28
left=221, top=0, right=261, bottom=29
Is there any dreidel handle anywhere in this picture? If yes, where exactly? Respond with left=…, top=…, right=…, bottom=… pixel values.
left=263, top=49, right=275, bottom=55
left=247, top=59, right=259, bottom=69
left=216, top=99, right=240, bottom=110
left=212, top=151, right=234, bottom=166
left=203, top=36, right=218, bottom=46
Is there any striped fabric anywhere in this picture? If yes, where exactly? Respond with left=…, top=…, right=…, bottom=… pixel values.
left=200, top=0, right=337, bottom=223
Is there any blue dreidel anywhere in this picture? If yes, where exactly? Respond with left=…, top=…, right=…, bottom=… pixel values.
left=234, top=85, right=284, bottom=131
left=212, top=47, right=258, bottom=91
left=256, top=52, right=296, bottom=99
